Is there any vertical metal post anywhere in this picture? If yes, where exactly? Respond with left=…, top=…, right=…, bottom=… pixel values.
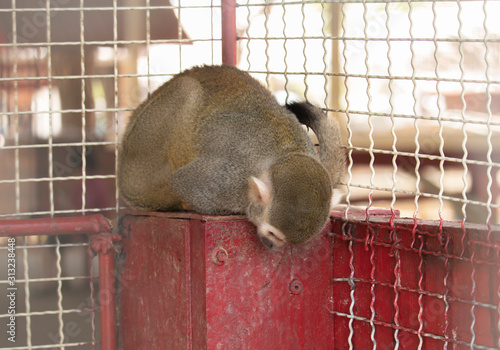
left=221, top=0, right=237, bottom=66
left=99, top=248, right=117, bottom=350
left=91, top=234, right=120, bottom=350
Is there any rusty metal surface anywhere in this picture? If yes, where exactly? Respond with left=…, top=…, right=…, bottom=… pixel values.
left=118, top=211, right=336, bottom=349
left=118, top=210, right=499, bottom=349
left=118, top=213, right=192, bottom=349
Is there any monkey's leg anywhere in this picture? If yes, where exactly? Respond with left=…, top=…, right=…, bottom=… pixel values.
left=119, top=76, right=204, bottom=211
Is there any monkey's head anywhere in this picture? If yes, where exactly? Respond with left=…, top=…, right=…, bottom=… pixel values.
left=247, top=153, right=338, bottom=250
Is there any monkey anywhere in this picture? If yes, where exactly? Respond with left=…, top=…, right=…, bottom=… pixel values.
left=118, top=65, right=345, bottom=249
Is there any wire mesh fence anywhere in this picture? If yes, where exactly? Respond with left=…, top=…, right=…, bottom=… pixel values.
left=0, top=0, right=499, bottom=349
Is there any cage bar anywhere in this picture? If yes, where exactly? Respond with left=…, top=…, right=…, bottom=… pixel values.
left=221, top=0, right=237, bottom=66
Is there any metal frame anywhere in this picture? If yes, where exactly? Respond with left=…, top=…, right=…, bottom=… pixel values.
left=0, top=215, right=118, bottom=350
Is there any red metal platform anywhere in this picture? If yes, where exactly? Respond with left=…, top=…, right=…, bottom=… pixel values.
left=117, top=210, right=500, bottom=349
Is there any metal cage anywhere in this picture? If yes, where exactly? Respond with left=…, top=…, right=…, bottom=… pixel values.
left=0, top=0, right=499, bottom=349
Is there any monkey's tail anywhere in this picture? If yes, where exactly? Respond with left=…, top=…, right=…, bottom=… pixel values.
left=286, top=102, right=346, bottom=185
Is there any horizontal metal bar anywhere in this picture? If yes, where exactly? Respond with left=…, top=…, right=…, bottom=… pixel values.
left=240, top=35, right=500, bottom=44
left=5, top=341, right=96, bottom=350
left=346, top=181, right=500, bottom=209
left=0, top=242, right=88, bottom=250
left=329, top=108, right=500, bottom=128
left=0, top=73, right=173, bottom=83
left=0, top=207, right=123, bottom=219
left=0, top=214, right=112, bottom=237
left=330, top=310, right=495, bottom=350
left=0, top=275, right=91, bottom=285
left=1, top=142, right=119, bottom=150
left=332, top=277, right=497, bottom=310
left=0, top=5, right=218, bottom=13
left=0, top=307, right=95, bottom=319
left=347, top=146, right=500, bottom=169
left=2, top=69, right=498, bottom=88
left=241, top=0, right=490, bottom=6
left=0, top=37, right=213, bottom=48
left=1, top=108, right=133, bottom=117
left=0, top=174, right=116, bottom=185
left=246, top=70, right=500, bottom=86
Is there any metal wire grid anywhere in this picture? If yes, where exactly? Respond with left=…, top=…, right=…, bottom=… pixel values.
left=330, top=217, right=499, bottom=349
left=0, top=1, right=223, bottom=220
left=238, top=0, right=500, bottom=227
left=0, top=1, right=219, bottom=349
left=0, top=236, right=99, bottom=349
left=345, top=0, right=499, bottom=226
left=0, top=0, right=499, bottom=349
left=238, top=1, right=499, bottom=348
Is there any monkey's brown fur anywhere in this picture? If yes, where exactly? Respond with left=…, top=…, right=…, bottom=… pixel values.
left=118, top=65, right=345, bottom=245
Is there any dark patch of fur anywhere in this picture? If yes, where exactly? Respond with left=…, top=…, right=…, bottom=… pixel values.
left=285, top=101, right=321, bottom=129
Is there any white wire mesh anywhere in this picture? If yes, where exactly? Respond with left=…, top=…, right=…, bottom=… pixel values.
left=0, top=1, right=221, bottom=348
left=239, top=0, right=499, bottom=226
left=0, top=0, right=499, bottom=348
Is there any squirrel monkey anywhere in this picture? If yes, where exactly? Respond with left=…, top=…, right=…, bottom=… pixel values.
left=118, top=65, right=345, bottom=249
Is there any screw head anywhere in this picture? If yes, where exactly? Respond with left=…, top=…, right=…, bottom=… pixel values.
left=212, top=246, right=228, bottom=265
left=289, top=279, right=303, bottom=295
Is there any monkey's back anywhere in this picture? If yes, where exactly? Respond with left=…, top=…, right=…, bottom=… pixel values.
left=119, top=65, right=316, bottom=211
left=174, top=65, right=315, bottom=160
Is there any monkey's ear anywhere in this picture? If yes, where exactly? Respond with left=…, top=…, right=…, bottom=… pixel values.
left=248, top=176, right=272, bottom=206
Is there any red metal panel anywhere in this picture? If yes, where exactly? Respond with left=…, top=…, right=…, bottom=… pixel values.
left=118, top=211, right=336, bottom=349
left=203, top=219, right=334, bottom=349
left=118, top=214, right=193, bottom=349
left=118, top=211, right=499, bottom=349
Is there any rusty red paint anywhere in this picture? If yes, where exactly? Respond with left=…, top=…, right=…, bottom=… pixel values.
left=118, top=211, right=499, bottom=349
left=118, top=211, right=336, bottom=349
left=98, top=244, right=118, bottom=350
left=89, top=234, right=121, bottom=350
left=0, top=215, right=112, bottom=237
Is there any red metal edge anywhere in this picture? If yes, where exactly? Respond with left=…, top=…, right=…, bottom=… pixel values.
left=0, top=214, right=112, bottom=237
left=120, top=209, right=247, bottom=222
left=122, top=208, right=399, bottom=224
left=341, top=215, right=500, bottom=233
